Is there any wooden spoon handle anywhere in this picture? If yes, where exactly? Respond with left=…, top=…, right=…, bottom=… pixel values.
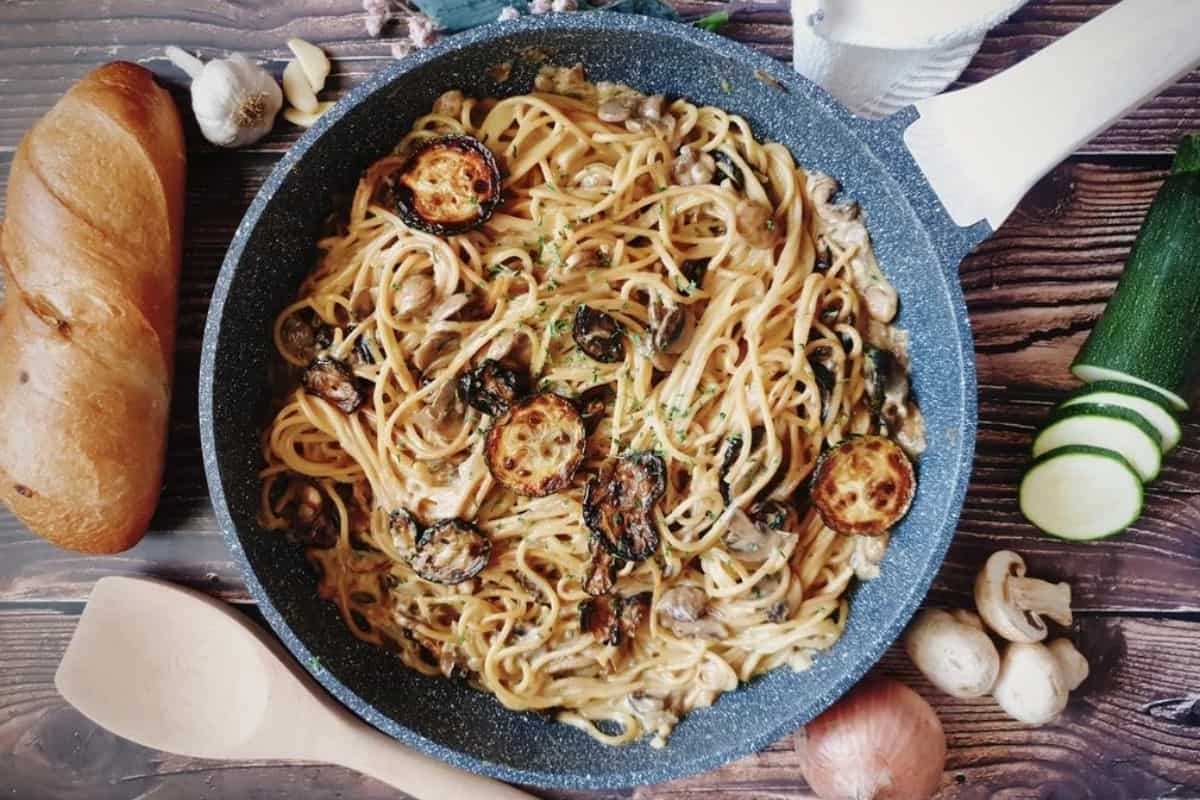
left=329, top=722, right=537, bottom=800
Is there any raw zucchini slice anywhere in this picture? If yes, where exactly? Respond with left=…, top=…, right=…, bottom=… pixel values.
left=1031, top=403, right=1161, bottom=482
left=1019, top=445, right=1143, bottom=541
left=1060, top=380, right=1182, bottom=452
left=811, top=435, right=916, bottom=536
left=1071, top=365, right=1187, bottom=412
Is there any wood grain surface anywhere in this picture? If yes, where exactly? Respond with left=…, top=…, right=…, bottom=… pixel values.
left=3, top=608, right=1198, bottom=799
left=1, top=0, right=1198, bottom=798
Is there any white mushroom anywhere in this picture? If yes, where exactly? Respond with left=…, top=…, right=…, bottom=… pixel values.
left=658, top=585, right=729, bottom=640
left=993, top=641, right=1075, bottom=725
left=974, top=550, right=1072, bottom=643
left=1047, top=638, right=1090, bottom=691
left=903, top=608, right=1001, bottom=699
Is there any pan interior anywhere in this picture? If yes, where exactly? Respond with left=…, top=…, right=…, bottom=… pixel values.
left=201, top=15, right=976, bottom=789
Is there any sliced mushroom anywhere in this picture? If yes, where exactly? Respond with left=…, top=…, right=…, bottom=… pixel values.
left=409, top=518, right=491, bottom=585
left=431, top=292, right=473, bottom=323
left=573, top=305, right=625, bottom=363
left=393, top=275, right=435, bottom=320
left=722, top=509, right=791, bottom=563
left=282, top=309, right=334, bottom=362
left=657, top=585, right=728, bottom=640
left=485, top=393, right=587, bottom=497
left=302, top=356, right=365, bottom=413
left=412, top=331, right=456, bottom=372
left=288, top=480, right=339, bottom=548
left=583, top=452, right=666, bottom=562
left=426, top=379, right=462, bottom=423
left=432, top=89, right=465, bottom=117
left=808, top=171, right=897, bottom=322
left=734, top=198, right=776, bottom=249
left=649, top=296, right=686, bottom=353
left=903, top=608, right=1001, bottom=699
left=974, top=550, right=1072, bottom=644
left=457, top=359, right=529, bottom=417
left=598, top=94, right=638, bottom=123
left=672, top=144, right=716, bottom=187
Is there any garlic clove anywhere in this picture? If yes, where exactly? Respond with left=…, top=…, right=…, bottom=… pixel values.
left=284, top=101, right=335, bottom=129
left=286, top=38, right=331, bottom=93
left=283, top=59, right=319, bottom=114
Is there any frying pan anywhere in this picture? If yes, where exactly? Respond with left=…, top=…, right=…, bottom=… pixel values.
left=199, top=1, right=1200, bottom=788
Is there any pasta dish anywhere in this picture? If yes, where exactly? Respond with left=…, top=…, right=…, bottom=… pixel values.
left=260, top=64, right=925, bottom=747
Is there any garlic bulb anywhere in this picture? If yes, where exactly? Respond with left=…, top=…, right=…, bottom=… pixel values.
left=165, top=46, right=282, bottom=148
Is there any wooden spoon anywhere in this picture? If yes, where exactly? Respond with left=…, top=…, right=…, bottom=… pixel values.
left=55, top=575, right=536, bottom=800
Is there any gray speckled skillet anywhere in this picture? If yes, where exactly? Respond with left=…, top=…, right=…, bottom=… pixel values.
left=199, top=6, right=1199, bottom=790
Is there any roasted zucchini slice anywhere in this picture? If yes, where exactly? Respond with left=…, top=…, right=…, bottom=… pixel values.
left=391, top=135, right=501, bottom=235
left=583, top=535, right=619, bottom=596
left=718, top=428, right=781, bottom=506
left=573, top=305, right=626, bottom=363
left=583, top=451, right=665, bottom=562
left=575, top=384, right=615, bottom=434
left=580, top=592, right=650, bottom=646
left=389, top=509, right=420, bottom=557
left=458, top=359, right=529, bottom=417
left=811, top=436, right=915, bottom=536
left=485, top=393, right=587, bottom=497
left=302, top=355, right=365, bottom=413
left=410, top=518, right=491, bottom=584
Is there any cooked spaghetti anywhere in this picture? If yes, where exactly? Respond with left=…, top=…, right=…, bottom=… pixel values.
left=259, top=66, right=926, bottom=747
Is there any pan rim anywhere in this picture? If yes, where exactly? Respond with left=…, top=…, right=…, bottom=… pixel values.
left=199, top=12, right=979, bottom=789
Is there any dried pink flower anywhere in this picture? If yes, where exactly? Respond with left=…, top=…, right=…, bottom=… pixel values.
left=497, top=5, right=520, bottom=21
left=390, top=40, right=413, bottom=59
left=529, top=0, right=552, bottom=14
left=362, top=0, right=389, bottom=12
left=407, top=13, right=441, bottom=49
left=551, top=0, right=578, bottom=10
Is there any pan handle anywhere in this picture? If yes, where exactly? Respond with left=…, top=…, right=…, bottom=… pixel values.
left=903, top=0, right=1200, bottom=230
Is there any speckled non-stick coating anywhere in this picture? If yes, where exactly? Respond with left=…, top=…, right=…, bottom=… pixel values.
left=200, top=13, right=986, bottom=790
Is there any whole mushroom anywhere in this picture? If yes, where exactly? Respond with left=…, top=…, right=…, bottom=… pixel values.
left=992, top=638, right=1088, bottom=725
left=974, top=550, right=1072, bottom=643
left=904, top=608, right=1000, bottom=699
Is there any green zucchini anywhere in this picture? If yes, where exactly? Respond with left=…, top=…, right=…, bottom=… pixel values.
left=1031, top=403, right=1161, bottom=482
left=1072, top=134, right=1200, bottom=411
left=1060, top=380, right=1182, bottom=452
left=1019, top=445, right=1143, bottom=541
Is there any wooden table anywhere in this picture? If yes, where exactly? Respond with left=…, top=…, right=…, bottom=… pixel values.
left=2, top=2, right=1199, bottom=797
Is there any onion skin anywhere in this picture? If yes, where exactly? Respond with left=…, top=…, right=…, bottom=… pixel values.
left=799, top=677, right=946, bottom=800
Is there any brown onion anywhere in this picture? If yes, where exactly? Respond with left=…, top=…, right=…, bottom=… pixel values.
left=799, top=677, right=946, bottom=800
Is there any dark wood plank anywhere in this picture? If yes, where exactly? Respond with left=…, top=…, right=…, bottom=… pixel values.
left=3, top=607, right=1198, bottom=798
left=0, top=1, right=1195, bottom=155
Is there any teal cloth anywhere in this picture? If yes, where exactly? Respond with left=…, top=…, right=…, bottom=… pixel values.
left=413, top=0, right=679, bottom=32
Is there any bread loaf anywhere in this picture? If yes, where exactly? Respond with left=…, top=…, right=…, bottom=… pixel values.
left=0, top=63, right=186, bottom=553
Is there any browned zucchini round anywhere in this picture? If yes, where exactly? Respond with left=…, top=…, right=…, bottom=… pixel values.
left=302, top=356, right=365, bottom=413
left=573, top=305, right=625, bottom=363
left=391, top=135, right=502, bottom=235
left=457, top=359, right=529, bottom=417
left=583, top=451, right=665, bottom=562
left=410, top=518, right=491, bottom=584
left=580, top=592, right=650, bottom=646
left=750, top=498, right=799, bottom=531
left=575, top=384, right=615, bottom=434
left=485, top=393, right=587, bottom=497
left=811, top=436, right=915, bottom=536
left=582, top=535, right=619, bottom=596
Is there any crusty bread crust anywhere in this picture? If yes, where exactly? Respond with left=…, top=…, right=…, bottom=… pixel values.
left=0, top=62, right=185, bottom=553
